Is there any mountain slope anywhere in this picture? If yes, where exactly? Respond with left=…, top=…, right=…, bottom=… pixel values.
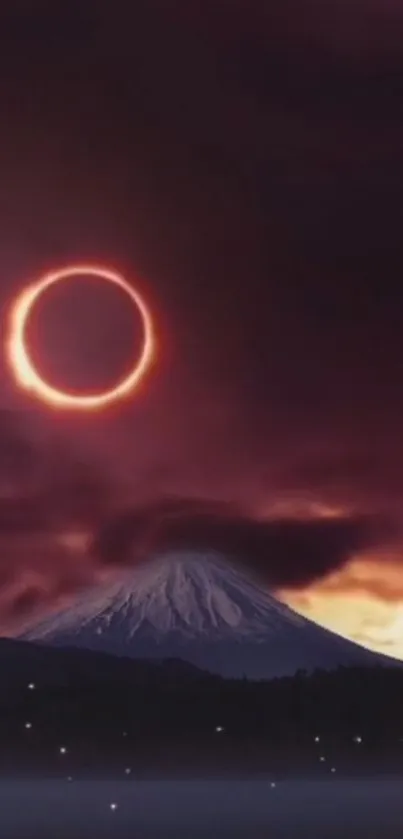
left=19, top=551, right=396, bottom=679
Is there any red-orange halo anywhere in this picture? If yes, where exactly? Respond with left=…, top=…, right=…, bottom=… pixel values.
left=6, top=264, right=156, bottom=410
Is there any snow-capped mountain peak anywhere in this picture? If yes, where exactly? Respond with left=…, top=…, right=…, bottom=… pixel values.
left=19, top=551, right=393, bottom=679
left=21, top=552, right=303, bottom=640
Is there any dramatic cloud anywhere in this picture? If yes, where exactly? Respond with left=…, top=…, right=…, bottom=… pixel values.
left=93, top=496, right=391, bottom=588
left=0, top=1, right=403, bottom=656
left=0, top=410, right=112, bottom=628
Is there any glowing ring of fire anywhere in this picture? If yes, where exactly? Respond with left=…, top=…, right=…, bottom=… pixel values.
left=6, top=264, right=155, bottom=410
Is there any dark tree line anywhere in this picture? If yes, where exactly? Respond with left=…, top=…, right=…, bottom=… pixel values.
left=1, top=658, right=403, bottom=776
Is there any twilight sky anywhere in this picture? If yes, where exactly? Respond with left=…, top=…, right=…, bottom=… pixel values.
left=1, top=1, right=403, bottom=657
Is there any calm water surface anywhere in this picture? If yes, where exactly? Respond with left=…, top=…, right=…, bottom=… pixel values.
left=0, top=778, right=402, bottom=838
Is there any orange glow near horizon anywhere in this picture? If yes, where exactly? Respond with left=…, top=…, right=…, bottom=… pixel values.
left=6, top=264, right=156, bottom=410
left=279, top=554, right=403, bottom=661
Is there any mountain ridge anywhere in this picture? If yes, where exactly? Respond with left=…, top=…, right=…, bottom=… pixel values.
left=19, top=551, right=398, bottom=679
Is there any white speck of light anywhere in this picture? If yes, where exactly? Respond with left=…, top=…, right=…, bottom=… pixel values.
left=331, top=767, right=336, bottom=773
left=215, top=726, right=224, bottom=733
left=110, top=803, right=118, bottom=811
left=270, top=782, right=276, bottom=788
left=314, top=736, right=320, bottom=743
left=25, top=722, right=32, bottom=729
left=59, top=747, right=67, bottom=754
left=67, top=777, right=73, bottom=782
left=354, top=736, right=362, bottom=744
left=28, top=683, right=35, bottom=690
left=319, top=756, right=326, bottom=762
left=125, top=768, right=131, bottom=775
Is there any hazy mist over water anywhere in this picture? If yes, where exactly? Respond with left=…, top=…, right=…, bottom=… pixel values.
left=0, top=778, right=402, bottom=838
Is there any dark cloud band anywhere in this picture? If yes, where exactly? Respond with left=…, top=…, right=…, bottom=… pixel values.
left=93, top=496, right=390, bottom=589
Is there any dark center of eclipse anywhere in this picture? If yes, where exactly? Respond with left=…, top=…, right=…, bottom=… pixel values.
left=24, top=274, right=145, bottom=395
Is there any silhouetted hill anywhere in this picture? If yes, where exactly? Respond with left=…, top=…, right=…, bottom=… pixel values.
left=0, top=640, right=402, bottom=778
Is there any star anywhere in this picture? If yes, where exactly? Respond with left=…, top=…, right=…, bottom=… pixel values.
left=59, top=747, right=68, bottom=754
left=24, top=722, right=32, bottom=729
left=215, top=726, right=224, bottom=733
left=124, top=768, right=132, bottom=775
left=110, top=803, right=118, bottom=811
left=27, top=683, right=35, bottom=690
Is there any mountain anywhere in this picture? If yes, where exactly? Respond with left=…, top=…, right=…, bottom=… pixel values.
left=19, top=551, right=396, bottom=679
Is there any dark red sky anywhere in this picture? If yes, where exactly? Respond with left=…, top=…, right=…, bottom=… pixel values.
left=1, top=1, right=403, bottom=654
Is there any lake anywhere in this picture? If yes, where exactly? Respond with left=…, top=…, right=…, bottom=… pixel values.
left=0, top=777, right=402, bottom=837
